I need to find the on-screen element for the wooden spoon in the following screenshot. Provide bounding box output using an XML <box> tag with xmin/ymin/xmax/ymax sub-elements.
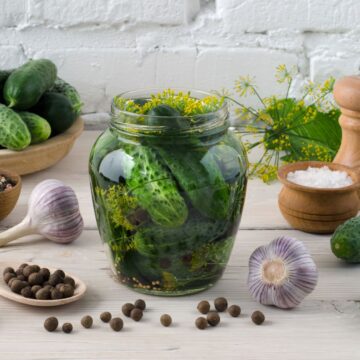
<box><xmin>0</xmin><ymin>262</ymin><xmax>87</xmax><ymax>307</ymax></box>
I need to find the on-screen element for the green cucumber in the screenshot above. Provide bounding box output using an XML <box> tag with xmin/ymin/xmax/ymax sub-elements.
<box><xmin>0</xmin><ymin>104</ymin><xmax>31</xmax><ymax>150</ymax></box>
<box><xmin>148</xmin><ymin>104</ymin><xmax>189</xmax><ymax>129</ymax></box>
<box><xmin>4</xmin><ymin>59</ymin><xmax>57</xmax><ymax>110</ymax></box>
<box><xmin>50</xmin><ymin>78</ymin><xmax>83</xmax><ymax>116</ymax></box>
<box><xmin>0</xmin><ymin>70</ymin><xmax>13</xmax><ymax>103</ymax></box>
<box><xmin>18</xmin><ymin>112</ymin><xmax>51</xmax><ymax>144</ymax></box>
<box><xmin>32</xmin><ymin>92</ymin><xmax>77</xmax><ymax>135</ymax></box>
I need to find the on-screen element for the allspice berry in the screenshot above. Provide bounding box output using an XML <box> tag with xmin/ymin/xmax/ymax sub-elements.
<box><xmin>21</xmin><ymin>286</ymin><xmax>33</xmax><ymax>298</ymax></box>
<box><xmin>160</xmin><ymin>314</ymin><xmax>172</xmax><ymax>327</ymax></box>
<box><xmin>53</xmin><ymin>269</ymin><xmax>65</xmax><ymax>280</ymax></box>
<box><xmin>48</xmin><ymin>274</ymin><xmax>63</xmax><ymax>287</ymax></box>
<box><xmin>59</xmin><ymin>284</ymin><xmax>74</xmax><ymax>298</ymax></box>
<box><xmin>122</xmin><ymin>303</ymin><xmax>135</xmax><ymax>317</ymax></box>
<box><xmin>16</xmin><ymin>274</ymin><xmax>26</xmax><ymax>281</ymax></box>
<box><xmin>31</xmin><ymin>285</ymin><xmax>42</xmax><ymax>295</ymax></box>
<box><xmin>36</xmin><ymin>288</ymin><xmax>51</xmax><ymax>300</ymax></box>
<box><xmin>251</xmin><ymin>311</ymin><xmax>265</xmax><ymax>325</ymax></box>
<box><xmin>207</xmin><ymin>311</ymin><xmax>220</xmax><ymax>326</ymax></box>
<box><xmin>214</xmin><ymin>297</ymin><xmax>228</xmax><ymax>312</ymax></box>
<box><xmin>195</xmin><ymin>317</ymin><xmax>208</xmax><ymax>330</ymax></box>
<box><xmin>100</xmin><ymin>312</ymin><xmax>112</xmax><ymax>323</ymax></box>
<box><xmin>28</xmin><ymin>272</ymin><xmax>44</xmax><ymax>286</ymax></box>
<box><xmin>8</xmin><ymin>277</ymin><xmax>17</xmax><ymax>287</ymax></box>
<box><xmin>63</xmin><ymin>276</ymin><xmax>75</xmax><ymax>288</ymax></box>
<box><xmin>39</xmin><ymin>268</ymin><xmax>50</xmax><ymax>281</ymax></box>
<box><xmin>11</xmin><ymin>279</ymin><xmax>27</xmax><ymax>294</ymax></box>
<box><xmin>62</xmin><ymin>323</ymin><xmax>73</xmax><ymax>333</ymax></box>
<box><xmin>228</xmin><ymin>305</ymin><xmax>241</xmax><ymax>317</ymax></box>
<box><xmin>81</xmin><ymin>315</ymin><xmax>93</xmax><ymax>329</ymax></box>
<box><xmin>44</xmin><ymin>317</ymin><xmax>58</xmax><ymax>332</ymax></box>
<box><xmin>51</xmin><ymin>288</ymin><xmax>63</xmax><ymax>300</ymax></box>
<box><xmin>197</xmin><ymin>300</ymin><xmax>210</xmax><ymax>314</ymax></box>
<box><xmin>4</xmin><ymin>272</ymin><xmax>16</xmax><ymax>284</ymax></box>
<box><xmin>134</xmin><ymin>299</ymin><xmax>146</xmax><ymax>311</ymax></box>
<box><xmin>110</xmin><ymin>317</ymin><xmax>124</xmax><ymax>332</ymax></box>
<box><xmin>3</xmin><ymin>267</ymin><xmax>14</xmax><ymax>276</ymax></box>
<box><xmin>130</xmin><ymin>308</ymin><xmax>143</xmax><ymax>321</ymax></box>
<box><xmin>23</xmin><ymin>265</ymin><xmax>39</xmax><ymax>278</ymax></box>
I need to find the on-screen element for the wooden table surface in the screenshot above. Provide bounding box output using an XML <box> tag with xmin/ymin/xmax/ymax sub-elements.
<box><xmin>0</xmin><ymin>131</ymin><xmax>359</xmax><ymax>360</ymax></box>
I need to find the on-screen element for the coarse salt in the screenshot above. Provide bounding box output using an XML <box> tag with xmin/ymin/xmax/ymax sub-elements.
<box><xmin>287</xmin><ymin>166</ymin><xmax>353</xmax><ymax>189</ymax></box>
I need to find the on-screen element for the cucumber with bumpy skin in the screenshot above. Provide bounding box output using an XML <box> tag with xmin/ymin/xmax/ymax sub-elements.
<box><xmin>0</xmin><ymin>104</ymin><xmax>31</xmax><ymax>150</ymax></box>
<box><xmin>50</xmin><ymin>78</ymin><xmax>83</xmax><ymax>116</ymax></box>
<box><xmin>4</xmin><ymin>59</ymin><xmax>57</xmax><ymax>110</ymax></box>
<box><xmin>18</xmin><ymin>112</ymin><xmax>51</xmax><ymax>144</ymax></box>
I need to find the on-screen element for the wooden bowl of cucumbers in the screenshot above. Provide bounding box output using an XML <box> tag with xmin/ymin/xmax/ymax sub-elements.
<box><xmin>0</xmin><ymin>59</ymin><xmax>84</xmax><ymax>175</ymax></box>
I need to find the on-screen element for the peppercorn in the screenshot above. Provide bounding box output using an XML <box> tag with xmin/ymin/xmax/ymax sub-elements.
<box><xmin>28</xmin><ymin>272</ymin><xmax>44</xmax><ymax>286</ymax></box>
<box><xmin>39</xmin><ymin>268</ymin><xmax>50</xmax><ymax>281</ymax></box>
<box><xmin>63</xmin><ymin>276</ymin><xmax>75</xmax><ymax>288</ymax></box>
<box><xmin>130</xmin><ymin>308</ymin><xmax>143</xmax><ymax>321</ymax></box>
<box><xmin>16</xmin><ymin>274</ymin><xmax>26</xmax><ymax>281</ymax></box>
<box><xmin>10</xmin><ymin>279</ymin><xmax>28</xmax><ymax>294</ymax></box>
<box><xmin>195</xmin><ymin>317</ymin><xmax>207</xmax><ymax>330</ymax></box>
<box><xmin>55</xmin><ymin>283</ymin><xmax>65</xmax><ymax>290</ymax></box>
<box><xmin>15</xmin><ymin>268</ymin><xmax>24</xmax><ymax>276</ymax></box>
<box><xmin>43</xmin><ymin>285</ymin><xmax>53</xmax><ymax>292</ymax></box>
<box><xmin>3</xmin><ymin>267</ymin><xmax>14</xmax><ymax>276</ymax></box>
<box><xmin>21</xmin><ymin>286</ymin><xmax>33</xmax><ymax>298</ymax></box>
<box><xmin>31</xmin><ymin>285</ymin><xmax>42</xmax><ymax>295</ymax></box>
<box><xmin>197</xmin><ymin>300</ymin><xmax>210</xmax><ymax>314</ymax></box>
<box><xmin>51</xmin><ymin>288</ymin><xmax>63</xmax><ymax>300</ymax></box>
<box><xmin>8</xmin><ymin>277</ymin><xmax>17</xmax><ymax>287</ymax></box>
<box><xmin>48</xmin><ymin>274</ymin><xmax>63</xmax><ymax>287</ymax></box>
<box><xmin>134</xmin><ymin>299</ymin><xmax>146</xmax><ymax>311</ymax></box>
<box><xmin>36</xmin><ymin>288</ymin><xmax>51</xmax><ymax>300</ymax></box>
<box><xmin>54</xmin><ymin>269</ymin><xmax>65</xmax><ymax>280</ymax></box>
<box><xmin>207</xmin><ymin>311</ymin><xmax>220</xmax><ymax>326</ymax></box>
<box><xmin>44</xmin><ymin>317</ymin><xmax>58</xmax><ymax>332</ymax></box>
<box><xmin>100</xmin><ymin>312</ymin><xmax>112</xmax><ymax>323</ymax></box>
<box><xmin>59</xmin><ymin>284</ymin><xmax>74</xmax><ymax>298</ymax></box>
<box><xmin>228</xmin><ymin>305</ymin><xmax>241</xmax><ymax>317</ymax></box>
<box><xmin>214</xmin><ymin>297</ymin><xmax>228</xmax><ymax>312</ymax></box>
<box><xmin>62</xmin><ymin>323</ymin><xmax>73</xmax><ymax>333</ymax></box>
<box><xmin>110</xmin><ymin>317</ymin><xmax>124</xmax><ymax>332</ymax></box>
<box><xmin>251</xmin><ymin>311</ymin><xmax>265</xmax><ymax>325</ymax></box>
<box><xmin>23</xmin><ymin>265</ymin><xmax>39</xmax><ymax>278</ymax></box>
<box><xmin>81</xmin><ymin>315</ymin><xmax>93</xmax><ymax>329</ymax></box>
<box><xmin>160</xmin><ymin>314</ymin><xmax>172</xmax><ymax>327</ymax></box>
<box><xmin>4</xmin><ymin>272</ymin><xmax>16</xmax><ymax>284</ymax></box>
<box><xmin>122</xmin><ymin>303</ymin><xmax>135</xmax><ymax>317</ymax></box>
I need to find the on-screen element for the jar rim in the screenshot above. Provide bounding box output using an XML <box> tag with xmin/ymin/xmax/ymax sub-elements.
<box><xmin>110</xmin><ymin>88</ymin><xmax>229</xmax><ymax>136</ymax></box>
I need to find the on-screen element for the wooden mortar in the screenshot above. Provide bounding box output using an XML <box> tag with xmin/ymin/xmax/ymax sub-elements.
<box><xmin>0</xmin><ymin>168</ymin><xmax>21</xmax><ymax>221</ymax></box>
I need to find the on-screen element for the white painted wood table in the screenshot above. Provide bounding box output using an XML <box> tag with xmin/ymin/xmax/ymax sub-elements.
<box><xmin>0</xmin><ymin>131</ymin><xmax>359</xmax><ymax>360</ymax></box>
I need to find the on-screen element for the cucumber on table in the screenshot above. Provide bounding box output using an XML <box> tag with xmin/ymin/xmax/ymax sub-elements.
<box><xmin>32</xmin><ymin>92</ymin><xmax>77</xmax><ymax>135</ymax></box>
<box><xmin>0</xmin><ymin>104</ymin><xmax>31</xmax><ymax>150</ymax></box>
<box><xmin>17</xmin><ymin>112</ymin><xmax>51</xmax><ymax>144</ymax></box>
<box><xmin>50</xmin><ymin>78</ymin><xmax>83</xmax><ymax>116</ymax></box>
<box><xmin>4</xmin><ymin>59</ymin><xmax>57</xmax><ymax>110</ymax></box>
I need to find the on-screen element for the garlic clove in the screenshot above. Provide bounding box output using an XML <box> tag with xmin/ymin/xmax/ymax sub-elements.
<box><xmin>247</xmin><ymin>236</ymin><xmax>318</xmax><ymax>309</ymax></box>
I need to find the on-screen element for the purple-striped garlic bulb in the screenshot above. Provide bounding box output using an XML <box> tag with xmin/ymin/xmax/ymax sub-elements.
<box><xmin>247</xmin><ymin>236</ymin><xmax>318</xmax><ymax>309</ymax></box>
<box><xmin>0</xmin><ymin>179</ymin><xmax>83</xmax><ymax>247</ymax></box>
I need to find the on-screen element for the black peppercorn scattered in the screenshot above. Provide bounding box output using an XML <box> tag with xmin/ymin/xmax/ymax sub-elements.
<box><xmin>44</xmin><ymin>317</ymin><xmax>58</xmax><ymax>332</ymax></box>
<box><xmin>81</xmin><ymin>315</ymin><xmax>93</xmax><ymax>329</ymax></box>
<box><xmin>3</xmin><ymin>272</ymin><xmax>16</xmax><ymax>284</ymax></box>
<box><xmin>160</xmin><ymin>314</ymin><xmax>172</xmax><ymax>327</ymax></box>
<box><xmin>214</xmin><ymin>297</ymin><xmax>228</xmax><ymax>312</ymax></box>
<box><xmin>122</xmin><ymin>303</ymin><xmax>135</xmax><ymax>317</ymax></box>
<box><xmin>51</xmin><ymin>288</ymin><xmax>63</xmax><ymax>300</ymax></box>
<box><xmin>28</xmin><ymin>272</ymin><xmax>44</xmax><ymax>286</ymax></box>
<box><xmin>62</xmin><ymin>323</ymin><xmax>73</xmax><ymax>333</ymax></box>
<box><xmin>21</xmin><ymin>286</ymin><xmax>33</xmax><ymax>298</ymax></box>
<box><xmin>207</xmin><ymin>311</ymin><xmax>220</xmax><ymax>327</ymax></box>
<box><xmin>228</xmin><ymin>305</ymin><xmax>241</xmax><ymax>317</ymax></box>
<box><xmin>3</xmin><ymin>267</ymin><xmax>14</xmax><ymax>276</ymax></box>
<box><xmin>100</xmin><ymin>312</ymin><xmax>112</xmax><ymax>323</ymax></box>
<box><xmin>251</xmin><ymin>311</ymin><xmax>265</xmax><ymax>325</ymax></box>
<box><xmin>54</xmin><ymin>269</ymin><xmax>65</xmax><ymax>280</ymax></box>
<box><xmin>31</xmin><ymin>285</ymin><xmax>42</xmax><ymax>295</ymax></box>
<box><xmin>38</xmin><ymin>268</ymin><xmax>50</xmax><ymax>281</ymax></box>
<box><xmin>197</xmin><ymin>300</ymin><xmax>210</xmax><ymax>314</ymax></box>
<box><xmin>195</xmin><ymin>317</ymin><xmax>208</xmax><ymax>330</ymax></box>
<box><xmin>110</xmin><ymin>317</ymin><xmax>124</xmax><ymax>332</ymax></box>
<box><xmin>36</xmin><ymin>288</ymin><xmax>51</xmax><ymax>300</ymax></box>
<box><xmin>134</xmin><ymin>299</ymin><xmax>146</xmax><ymax>311</ymax></box>
<box><xmin>63</xmin><ymin>276</ymin><xmax>75</xmax><ymax>288</ymax></box>
<box><xmin>130</xmin><ymin>308</ymin><xmax>143</xmax><ymax>321</ymax></box>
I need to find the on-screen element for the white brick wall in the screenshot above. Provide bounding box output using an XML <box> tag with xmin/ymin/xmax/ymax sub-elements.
<box><xmin>0</xmin><ymin>0</ymin><xmax>359</xmax><ymax>121</ymax></box>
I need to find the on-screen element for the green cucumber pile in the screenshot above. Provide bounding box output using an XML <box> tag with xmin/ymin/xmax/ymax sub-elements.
<box><xmin>0</xmin><ymin>59</ymin><xmax>82</xmax><ymax>151</ymax></box>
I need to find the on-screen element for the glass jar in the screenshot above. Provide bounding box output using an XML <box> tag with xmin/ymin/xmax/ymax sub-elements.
<box><xmin>89</xmin><ymin>89</ymin><xmax>248</xmax><ymax>296</ymax></box>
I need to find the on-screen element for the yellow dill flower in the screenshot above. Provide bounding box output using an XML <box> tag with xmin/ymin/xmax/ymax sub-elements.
<box><xmin>235</xmin><ymin>76</ymin><xmax>256</xmax><ymax>97</ymax></box>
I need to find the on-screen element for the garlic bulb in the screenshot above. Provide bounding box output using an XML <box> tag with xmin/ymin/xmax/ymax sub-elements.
<box><xmin>0</xmin><ymin>179</ymin><xmax>83</xmax><ymax>247</ymax></box>
<box><xmin>247</xmin><ymin>236</ymin><xmax>318</xmax><ymax>309</ymax></box>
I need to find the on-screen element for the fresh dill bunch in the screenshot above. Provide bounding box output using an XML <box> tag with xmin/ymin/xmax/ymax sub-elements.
<box><xmin>226</xmin><ymin>65</ymin><xmax>341</xmax><ymax>183</ymax></box>
<box><xmin>113</xmin><ymin>89</ymin><xmax>224</xmax><ymax>116</ymax></box>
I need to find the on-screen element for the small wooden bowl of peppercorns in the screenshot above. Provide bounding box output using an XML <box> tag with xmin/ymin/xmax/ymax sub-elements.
<box><xmin>0</xmin><ymin>262</ymin><xmax>86</xmax><ymax>306</ymax></box>
<box><xmin>0</xmin><ymin>169</ymin><xmax>21</xmax><ymax>221</ymax></box>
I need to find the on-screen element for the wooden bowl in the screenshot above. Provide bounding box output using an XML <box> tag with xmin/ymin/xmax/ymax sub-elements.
<box><xmin>0</xmin><ymin>169</ymin><xmax>21</xmax><ymax>221</ymax></box>
<box><xmin>278</xmin><ymin>161</ymin><xmax>360</xmax><ymax>234</ymax></box>
<box><xmin>0</xmin><ymin>117</ymin><xmax>84</xmax><ymax>175</ymax></box>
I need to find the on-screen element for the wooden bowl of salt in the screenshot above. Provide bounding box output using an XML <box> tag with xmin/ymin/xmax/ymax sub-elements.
<box><xmin>278</xmin><ymin>161</ymin><xmax>360</xmax><ymax>234</ymax></box>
